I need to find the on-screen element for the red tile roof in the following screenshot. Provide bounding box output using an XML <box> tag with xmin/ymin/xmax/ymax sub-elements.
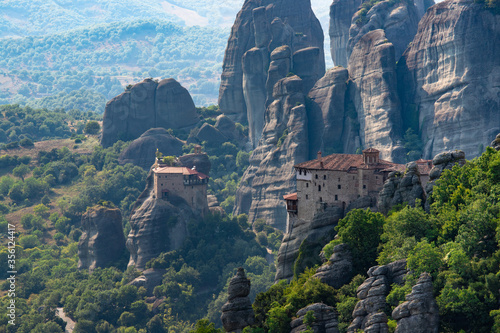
<box><xmin>295</xmin><ymin>154</ymin><xmax>399</xmax><ymax>171</ymax></box>
<box><xmin>283</xmin><ymin>193</ymin><xmax>298</xmax><ymax>200</ymax></box>
<box><xmin>155</xmin><ymin>166</ymin><xmax>208</xmax><ymax>179</ymax></box>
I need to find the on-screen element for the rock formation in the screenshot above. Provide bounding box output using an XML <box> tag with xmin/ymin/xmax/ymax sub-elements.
<box><xmin>188</xmin><ymin>123</ymin><xmax>228</xmax><ymax>147</ymax></box>
<box><xmin>275</xmin><ymin>206</ymin><xmax>343</xmax><ymax>282</ymax></box>
<box><xmin>101</xmin><ymin>78</ymin><xmax>199</xmax><ymax>147</ymax></box>
<box><xmin>126</xmin><ymin>171</ymin><xmax>198</xmax><ymax>270</ymax></box>
<box><xmin>392</xmin><ymin>272</ymin><xmax>439</xmax><ymax>333</ymax></box>
<box><xmin>178</xmin><ymin>153</ymin><xmax>211</xmax><ymax>177</ymax></box>
<box><xmin>78</xmin><ymin>205</ymin><xmax>126</xmax><ymax>272</ymax></box>
<box><xmin>291</xmin><ymin>303</ymin><xmax>339</xmax><ymax>333</ymax></box>
<box><xmin>329</xmin><ymin>0</ymin><xmax>363</xmax><ymax>67</ymax></box>
<box><xmin>306</xmin><ymin>67</ymin><xmax>349</xmax><ymax>157</ymax></box>
<box><xmin>314</xmin><ymin>243</ymin><xmax>354</xmax><ymax>289</ymax></box>
<box><xmin>218</xmin><ymin>0</ymin><xmax>325</xmax><ymax>147</ymax></box>
<box><xmin>424</xmin><ymin>150</ymin><xmax>465</xmax><ymax>211</ymax></box>
<box><xmin>129</xmin><ymin>268</ymin><xmax>166</xmax><ymax>296</ymax></box>
<box><xmin>214</xmin><ymin>114</ymin><xmax>246</xmax><ymax>143</ymax></box>
<box><xmin>348</xmin><ymin>260</ymin><xmax>407</xmax><ymax>332</ymax></box>
<box><xmin>234</xmin><ymin>75</ymin><xmax>310</xmax><ymax>231</ymax></box>
<box><xmin>221</xmin><ymin>268</ymin><xmax>255</xmax><ymax>332</ymax></box>
<box><xmin>398</xmin><ymin>0</ymin><xmax>500</xmax><ymax>160</ymax></box>
<box><xmin>492</xmin><ymin>133</ymin><xmax>500</xmax><ymax>151</ymax></box>
<box><xmin>347</xmin><ymin>29</ymin><xmax>405</xmax><ymax>162</ymax></box>
<box><xmin>377</xmin><ymin>162</ymin><xmax>425</xmax><ymax>215</ymax></box>
<box><xmin>118</xmin><ymin>128</ymin><xmax>184</xmax><ymax>169</ymax></box>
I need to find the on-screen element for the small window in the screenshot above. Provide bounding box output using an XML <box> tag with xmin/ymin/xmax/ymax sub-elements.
<box><xmin>299</xmin><ymin>169</ymin><xmax>302</xmax><ymax>175</ymax></box>
<box><xmin>318</xmin><ymin>185</ymin><xmax>321</xmax><ymax>191</ymax></box>
<box><xmin>353</xmin><ymin>176</ymin><xmax>355</xmax><ymax>180</ymax></box>
<box><xmin>335</xmin><ymin>195</ymin><xmax>338</xmax><ymax>200</ymax></box>
<box><xmin>158</xmin><ymin>175</ymin><xmax>161</xmax><ymax>178</ymax></box>
<box><xmin>323</xmin><ymin>175</ymin><xmax>326</xmax><ymax>180</ymax></box>
<box><xmin>338</xmin><ymin>178</ymin><xmax>340</xmax><ymax>181</ymax></box>
<box><xmin>376</xmin><ymin>176</ymin><xmax>378</xmax><ymax>179</ymax></box>
<box><xmin>315</xmin><ymin>174</ymin><xmax>318</xmax><ymax>179</ymax></box>
<box><xmin>338</xmin><ymin>185</ymin><xmax>341</xmax><ymax>189</ymax></box>
<box><xmin>363</xmin><ymin>185</ymin><xmax>366</xmax><ymax>189</ymax></box>
<box><xmin>319</xmin><ymin>197</ymin><xmax>323</xmax><ymax>202</ymax></box>
<box><xmin>306</xmin><ymin>183</ymin><xmax>309</xmax><ymax>188</ymax></box>
<box><xmin>161</xmin><ymin>184</ymin><xmax>163</xmax><ymax>186</ymax></box>
<box><xmin>306</xmin><ymin>195</ymin><xmax>309</xmax><ymax>200</ymax></box>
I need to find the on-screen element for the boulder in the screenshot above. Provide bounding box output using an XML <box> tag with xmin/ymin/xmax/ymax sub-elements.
<box><xmin>101</xmin><ymin>78</ymin><xmax>199</xmax><ymax>147</ymax></box>
<box><xmin>221</xmin><ymin>268</ymin><xmax>255</xmax><ymax>332</ymax></box>
<box><xmin>78</xmin><ymin>205</ymin><xmax>126</xmax><ymax>272</ymax></box>
<box><xmin>314</xmin><ymin>243</ymin><xmax>354</xmax><ymax>289</ymax></box>
<box><xmin>118</xmin><ymin>128</ymin><xmax>184</xmax><ymax>169</ymax></box>
<box><xmin>214</xmin><ymin>114</ymin><xmax>245</xmax><ymax>142</ymax></box>
<box><xmin>188</xmin><ymin>123</ymin><xmax>228</xmax><ymax>147</ymax></box>
<box><xmin>347</xmin><ymin>29</ymin><xmax>405</xmax><ymax>162</ymax></box>
<box><xmin>491</xmin><ymin>133</ymin><xmax>500</xmax><ymax>151</ymax></box>
<box><xmin>392</xmin><ymin>273</ymin><xmax>439</xmax><ymax>333</ymax></box>
<box><xmin>178</xmin><ymin>153</ymin><xmax>211</xmax><ymax>178</ymax></box>
<box><xmin>291</xmin><ymin>303</ymin><xmax>339</xmax><ymax>333</ymax></box>
<box><xmin>398</xmin><ymin>0</ymin><xmax>500</xmax><ymax>160</ymax></box>
<box><xmin>129</xmin><ymin>268</ymin><xmax>166</xmax><ymax>296</ymax></box>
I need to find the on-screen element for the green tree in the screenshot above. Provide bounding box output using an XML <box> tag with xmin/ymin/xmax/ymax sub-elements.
<box><xmin>84</xmin><ymin>121</ymin><xmax>101</xmax><ymax>135</ymax></box>
<box><xmin>13</xmin><ymin>164</ymin><xmax>30</xmax><ymax>181</ymax></box>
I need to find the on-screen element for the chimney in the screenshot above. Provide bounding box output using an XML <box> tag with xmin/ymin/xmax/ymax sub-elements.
<box><xmin>318</xmin><ymin>151</ymin><xmax>323</xmax><ymax>168</ymax></box>
<box><xmin>317</xmin><ymin>151</ymin><xmax>322</xmax><ymax>159</ymax></box>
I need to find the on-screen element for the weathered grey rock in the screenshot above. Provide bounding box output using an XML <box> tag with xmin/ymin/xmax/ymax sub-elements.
<box><xmin>378</xmin><ymin>162</ymin><xmax>425</xmax><ymax>215</ymax></box>
<box><xmin>293</xmin><ymin>47</ymin><xmax>324</xmax><ymax>95</ymax></box>
<box><xmin>329</xmin><ymin>0</ymin><xmax>363</xmax><ymax>67</ymax></box>
<box><xmin>101</xmin><ymin>78</ymin><xmax>199</xmax><ymax>147</ymax></box>
<box><xmin>221</xmin><ymin>268</ymin><xmax>255</xmax><ymax>332</ymax></box>
<box><xmin>276</xmin><ymin>205</ymin><xmax>343</xmax><ymax>281</ymax></box>
<box><xmin>306</xmin><ymin>67</ymin><xmax>349</xmax><ymax>158</ymax></box>
<box><xmin>398</xmin><ymin>0</ymin><xmax>500</xmax><ymax>160</ymax></box>
<box><xmin>348</xmin><ymin>260</ymin><xmax>407</xmax><ymax>333</ymax></box>
<box><xmin>348</xmin><ymin>0</ymin><xmax>420</xmax><ymax>62</ymax></box>
<box><xmin>291</xmin><ymin>303</ymin><xmax>339</xmax><ymax>333</ymax></box>
<box><xmin>214</xmin><ymin>114</ymin><xmax>246</xmax><ymax>143</ymax></box>
<box><xmin>126</xmin><ymin>171</ymin><xmax>199</xmax><ymax>270</ymax></box>
<box><xmin>178</xmin><ymin>153</ymin><xmax>211</xmax><ymax>179</ymax></box>
<box><xmin>218</xmin><ymin>0</ymin><xmax>325</xmax><ymax>127</ymax></box>
<box><xmin>118</xmin><ymin>128</ymin><xmax>184</xmax><ymax>169</ymax></box>
<box><xmin>78</xmin><ymin>205</ymin><xmax>126</xmax><ymax>273</ymax></box>
<box><xmin>188</xmin><ymin>123</ymin><xmax>228</xmax><ymax>147</ymax></box>
<box><xmin>234</xmin><ymin>75</ymin><xmax>310</xmax><ymax>231</ymax></box>
<box><xmin>347</xmin><ymin>29</ymin><xmax>404</xmax><ymax>162</ymax></box>
<box><xmin>314</xmin><ymin>243</ymin><xmax>354</xmax><ymax>289</ymax></box>
<box><xmin>424</xmin><ymin>150</ymin><xmax>465</xmax><ymax>211</ymax></box>
<box><xmin>392</xmin><ymin>272</ymin><xmax>439</xmax><ymax>333</ymax></box>
<box><xmin>129</xmin><ymin>268</ymin><xmax>166</xmax><ymax>296</ymax></box>
<box><xmin>491</xmin><ymin>133</ymin><xmax>500</xmax><ymax>151</ymax></box>
<box><xmin>266</xmin><ymin>45</ymin><xmax>292</xmax><ymax>109</ymax></box>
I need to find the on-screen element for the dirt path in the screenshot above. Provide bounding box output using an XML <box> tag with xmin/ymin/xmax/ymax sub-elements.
<box><xmin>56</xmin><ymin>307</ymin><xmax>75</xmax><ymax>333</ymax></box>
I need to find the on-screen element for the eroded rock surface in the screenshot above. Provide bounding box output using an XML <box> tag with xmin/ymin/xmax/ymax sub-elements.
<box><xmin>78</xmin><ymin>205</ymin><xmax>126</xmax><ymax>272</ymax></box>
<box><xmin>348</xmin><ymin>260</ymin><xmax>407</xmax><ymax>332</ymax></box>
<box><xmin>392</xmin><ymin>272</ymin><xmax>439</xmax><ymax>333</ymax></box>
<box><xmin>378</xmin><ymin>162</ymin><xmax>425</xmax><ymax>215</ymax></box>
<box><xmin>118</xmin><ymin>128</ymin><xmax>184</xmax><ymax>169</ymax></box>
<box><xmin>129</xmin><ymin>268</ymin><xmax>166</xmax><ymax>296</ymax></box>
<box><xmin>314</xmin><ymin>243</ymin><xmax>354</xmax><ymax>289</ymax></box>
<box><xmin>101</xmin><ymin>78</ymin><xmax>199</xmax><ymax>147</ymax></box>
<box><xmin>347</xmin><ymin>29</ymin><xmax>404</xmax><ymax>162</ymax></box>
<box><xmin>291</xmin><ymin>303</ymin><xmax>340</xmax><ymax>333</ymax></box>
<box><xmin>398</xmin><ymin>0</ymin><xmax>500</xmax><ymax>159</ymax></box>
<box><xmin>329</xmin><ymin>0</ymin><xmax>363</xmax><ymax>67</ymax></box>
<box><xmin>492</xmin><ymin>133</ymin><xmax>500</xmax><ymax>151</ymax></box>
<box><xmin>221</xmin><ymin>268</ymin><xmax>255</xmax><ymax>332</ymax></box>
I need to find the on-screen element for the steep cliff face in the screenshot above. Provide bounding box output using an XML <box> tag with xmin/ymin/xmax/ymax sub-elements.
<box><xmin>329</xmin><ymin>0</ymin><xmax>363</xmax><ymax>67</ymax></box>
<box><xmin>234</xmin><ymin>75</ymin><xmax>310</xmax><ymax>231</ymax></box>
<box><xmin>78</xmin><ymin>206</ymin><xmax>126</xmax><ymax>272</ymax></box>
<box><xmin>101</xmin><ymin>78</ymin><xmax>199</xmax><ymax>147</ymax></box>
<box><xmin>126</xmin><ymin>171</ymin><xmax>199</xmax><ymax>270</ymax></box>
<box><xmin>398</xmin><ymin>0</ymin><xmax>500</xmax><ymax>159</ymax></box>
<box><xmin>347</xmin><ymin>29</ymin><xmax>405</xmax><ymax>162</ymax></box>
<box><xmin>219</xmin><ymin>0</ymin><xmax>325</xmax><ymax>146</ymax></box>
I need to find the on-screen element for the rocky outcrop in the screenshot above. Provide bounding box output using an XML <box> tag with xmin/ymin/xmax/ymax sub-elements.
<box><xmin>314</xmin><ymin>243</ymin><xmax>354</xmax><ymax>289</ymax></box>
<box><xmin>126</xmin><ymin>171</ymin><xmax>198</xmax><ymax>270</ymax></box>
<box><xmin>492</xmin><ymin>133</ymin><xmax>500</xmax><ymax>151</ymax></box>
<box><xmin>276</xmin><ymin>206</ymin><xmax>343</xmax><ymax>282</ymax></box>
<box><xmin>329</xmin><ymin>0</ymin><xmax>363</xmax><ymax>67</ymax></box>
<box><xmin>347</xmin><ymin>29</ymin><xmax>404</xmax><ymax>162</ymax></box>
<box><xmin>101</xmin><ymin>78</ymin><xmax>199</xmax><ymax>147</ymax></box>
<box><xmin>291</xmin><ymin>303</ymin><xmax>339</xmax><ymax>333</ymax></box>
<box><xmin>189</xmin><ymin>123</ymin><xmax>228</xmax><ymax>147</ymax></box>
<box><xmin>424</xmin><ymin>150</ymin><xmax>465</xmax><ymax>211</ymax></box>
<box><xmin>221</xmin><ymin>268</ymin><xmax>255</xmax><ymax>332</ymax></box>
<box><xmin>219</xmin><ymin>0</ymin><xmax>325</xmax><ymax>146</ymax></box>
<box><xmin>348</xmin><ymin>260</ymin><xmax>407</xmax><ymax>333</ymax></box>
<box><xmin>398</xmin><ymin>0</ymin><xmax>500</xmax><ymax>160</ymax></box>
<box><xmin>378</xmin><ymin>162</ymin><xmax>425</xmax><ymax>215</ymax></box>
<box><xmin>306</xmin><ymin>67</ymin><xmax>349</xmax><ymax>157</ymax></box>
<box><xmin>234</xmin><ymin>75</ymin><xmax>310</xmax><ymax>231</ymax></box>
<box><xmin>78</xmin><ymin>205</ymin><xmax>126</xmax><ymax>272</ymax></box>
<box><xmin>129</xmin><ymin>268</ymin><xmax>166</xmax><ymax>296</ymax></box>
<box><xmin>178</xmin><ymin>153</ymin><xmax>211</xmax><ymax>177</ymax></box>
<box><xmin>392</xmin><ymin>272</ymin><xmax>439</xmax><ymax>333</ymax></box>
<box><xmin>214</xmin><ymin>114</ymin><xmax>246</xmax><ymax>143</ymax></box>
<box><xmin>118</xmin><ymin>128</ymin><xmax>184</xmax><ymax>169</ymax></box>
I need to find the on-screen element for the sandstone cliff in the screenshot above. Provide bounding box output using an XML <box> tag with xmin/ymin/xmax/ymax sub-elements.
<box><xmin>218</xmin><ymin>0</ymin><xmax>325</xmax><ymax>147</ymax></box>
<box><xmin>78</xmin><ymin>205</ymin><xmax>126</xmax><ymax>272</ymax></box>
<box><xmin>234</xmin><ymin>75</ymin><xmax>310</xmax><ymax>231</ymax></box>
<box><xmin>101</xmin><ymin>78</ymin><xmax>199</xmax><ymax>147</ymax></box>
<box><xmin>329</xmin><ymin>0</ymin><xmax>362</xmax><ymax>67</ymax></box>
<box><xmin>126</xmin><ymin>171</ymin><xmax>200</xmax><ymax>270</ymax></box>
<box><xmin>221</xmin><ymin>268</ymin><xmax>255</xmax><ymax>332</ymax></box>
<box><xmin>314</xmin><ymin>243</ymin><xmax>354</xmax><ymax>289</ymax></box>
<box><xmin>398</xmin><ymin>0</ymin><xmax>500</xmax><ymax>159</ymax></box>
<box><xmin>347</xmin><ymin>29</ymin><xmax>405</xmax><ymax>162</ymax></box>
